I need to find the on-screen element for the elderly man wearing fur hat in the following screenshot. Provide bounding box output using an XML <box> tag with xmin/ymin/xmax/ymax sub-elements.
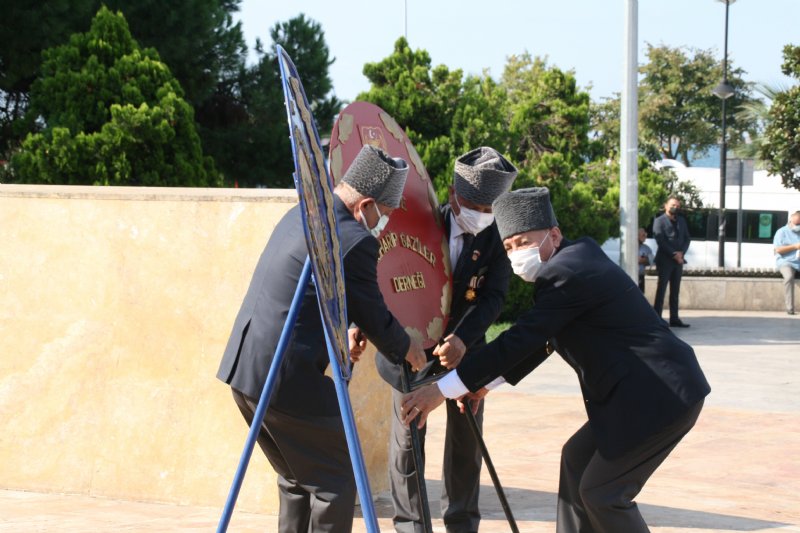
<box><xmin>217</xmin><ymin>144</ymin><xmax>427</xmax><ymax>533</ymax></box>
<box><xmin>400</xmin><ymin>187</ymin><xmax>710</xmax><ymax>533</ymax></box>
<box><xmin>375</xmin><ymin>146</ymin><xmax>518</xmax><ymax>533</ymax></box>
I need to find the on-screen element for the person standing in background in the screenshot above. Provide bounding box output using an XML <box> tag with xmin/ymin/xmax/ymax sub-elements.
<box><xmin>653</xmin><ymin>196</ymin><xmax>691</xmax><ymax>327</ymax></box>
<box><xmin>638</xmin><ymin>227</ymin><xmax>655</xmax><ymax>293</ymax></box>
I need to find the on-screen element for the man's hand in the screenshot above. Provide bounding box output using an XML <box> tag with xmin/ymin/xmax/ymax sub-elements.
<box><xmin>404</xmin><ymin>342</ymin><xmax>427</xmax><ymax>372</ymax></box>
<box><xmin>457</xmin><ymin>387</ymin><xmax>489</xmax><ymax>415</ymax></box>
<box><xmin>433</xmin><ymin>333</ymin><xmax>466</xmax><ymax>369</ymax></box>
<box><xmin>348</xmin><ymin>327</ymin><xmax>367</xmax><ymax>362</ymax></box>
<box><xmin>673</xmin><ymin>251</ymin><xmax>685</xmax><ymax>264</ymax></box>
<box><xmin>401</xmin><ymin>383</ymin><xmax>446</xmax><ymax>428</ymax></box>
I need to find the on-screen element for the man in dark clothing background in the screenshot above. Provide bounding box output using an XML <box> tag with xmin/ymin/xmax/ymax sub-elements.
<box><xmin>653</xmin><ymin>196</ymin><xmax>692</xmax><ymax>327</ymax></box>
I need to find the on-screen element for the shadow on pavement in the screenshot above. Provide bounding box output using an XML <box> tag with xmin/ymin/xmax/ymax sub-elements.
<box><xmin>671</xmin><ymin>315</ymin><xmax>799</xmax><ymax>346</ymax></box>
<box><xmin>358</xmin><ymin>483</ymin><xmax>789</xmax><ymax>531</ymax></box>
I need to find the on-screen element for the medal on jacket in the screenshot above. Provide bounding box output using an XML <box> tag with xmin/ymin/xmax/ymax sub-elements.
<box><xmin>465</xmin><ymin>274</ymin><xmax>479</xmax><ymax>302</ymax></box>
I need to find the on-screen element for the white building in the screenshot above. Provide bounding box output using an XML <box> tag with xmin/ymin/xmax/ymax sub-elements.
<box><xmin>603</xmin><ymin>163</ymin><xmax>800</xmax><ymax>270</ymax></box>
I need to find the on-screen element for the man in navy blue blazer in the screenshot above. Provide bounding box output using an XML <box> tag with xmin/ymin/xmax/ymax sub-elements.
<box><xmin>217</xmin><ymin>145</ymin><xmax>427</xmax><ymax>532</ymax></box>
<box><xmin>401</xmin><ymin>187</ymin><xmax>710</xmax><ymax>533</ymax></box>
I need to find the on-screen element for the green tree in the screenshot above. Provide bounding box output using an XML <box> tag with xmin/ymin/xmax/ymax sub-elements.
<box><xmin>502</xmin><ymin>53</ymin><xmax>594</xmax><ymax>168</ymax></box>
<box><xmin>270</xmin><ymin>15</ymin><xmax>341</xmax><ymax>136</ymax></box>
<box><xmin>589</xmin><ymin>95</ymin><xmax>621</xmax><ymax>159</ymax></box>
<box><xmin>761</xmin><ymin>44</ymin><xmax>800</xmax><ymax>191</ymax></box>
<box><xmin>103</xmin><ymin>0</ymin><xmax>247</xmax><ymax>111</ymax></box>
<box><xmin>7</xmin><ymin>7</ymin><xmax>219</xmax><ymax>186</ymax></box>
<box><xmin>206</xmin><ymin>14</ymin><xmax>342</xmax><ymax>188</ymax></box>
<box><xmin>359</xmin><ymin>38</ymin><xmax>517</xmax><ymax>200</ymax></box>
<box><xmin>0</xmin><ymin>1</ymin><xmax>247</xmax><ymax>175</ymax></box>
<box><xmin>358</xmin><ymin>42</ymin><xmax>681</xmax><ymax>320</ymax></box>
<box><xmin>501</xmin><ymin>54</ymin><xmax>622</xmax><ymax>241</ymax></box>
<box><xmin>639</xmin><ymin>44</ymin><xmax>755</xmax><ymax>166</ymax></box>
<box><xmin>732</xmin><ymin>82</ymin><xmax>786</xmax><ymax>166</ymax></box>
<box><xmin>0</xmin><ymin>0</ymin><xmax>96</xmax><ymax>156</ymax></box>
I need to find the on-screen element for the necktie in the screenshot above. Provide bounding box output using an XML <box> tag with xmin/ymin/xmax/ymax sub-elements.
<box><xmin>455</xmin><ymin>233</ymin><xmax>474</xmax><ymax>275</ymax></box>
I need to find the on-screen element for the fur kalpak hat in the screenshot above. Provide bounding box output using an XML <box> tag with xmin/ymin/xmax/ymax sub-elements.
<box><xmin>492</xmin><ymin>187</ymin><xmax>559</xmax><ymax>241</ymax></box>
<box><xmin>341</xmin><ymin>144</ymin><xmax>409</xmax><ymax>208</ymax></box>
<box><xmin>453</xmin><ymin>147</ymin><xmax>518</xmax><ymax>206</ymax></box>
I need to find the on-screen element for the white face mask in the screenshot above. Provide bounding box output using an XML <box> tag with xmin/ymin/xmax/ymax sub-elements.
<box><xmin>509</xmin><ymin>232</ymin><xmax>551</xmax><ymax>282</ymax></box>
<box><xmin>360</xmin><ymin>202</ymin><xmax>390</xmax><ymax>238</ymax></box>
<box><xmin>454</xmin><ymin>195</ymin><xmax>495</xmax><ymax>235</ymax></box>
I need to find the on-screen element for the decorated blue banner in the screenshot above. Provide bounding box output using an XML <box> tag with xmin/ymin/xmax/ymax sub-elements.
<box><xmin>217</xmin><ymin>47</ymin><xmax>378</xmax><ymax>533</ymax></box>
<box><xmin>276</xmin><ymin>45</ymin><xmax>379</xmax><ymax>532</ymax></box>
<box><xmin>275</xmin><ymin>47</ymin><xmax>351</xmax><ymax>380</ymax></box>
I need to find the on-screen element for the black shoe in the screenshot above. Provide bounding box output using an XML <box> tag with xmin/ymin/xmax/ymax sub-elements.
<box><xmin>669</xmin><ymin>320</ymin><xmax>690</xmax><ymax>328</ymax></box>
<box><xmin>789</xmin><ymin>310</ymin><xmax>796</xmax><ymax>315</ymax></box>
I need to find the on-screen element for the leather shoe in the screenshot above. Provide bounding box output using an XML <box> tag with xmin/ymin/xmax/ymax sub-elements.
<box><xmin>669</xmin><ymin>320</ymin><xmax>690</xmax><ymax>328</ymax></box>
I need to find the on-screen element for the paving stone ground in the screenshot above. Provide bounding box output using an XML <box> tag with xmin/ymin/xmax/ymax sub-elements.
<box><xmin>1</xmin><ymin>310</ymin><xmax>798</xmax><ymax>532</ymax></box>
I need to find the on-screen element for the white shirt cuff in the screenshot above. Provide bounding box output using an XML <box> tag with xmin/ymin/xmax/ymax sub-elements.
<box><xmin>437</xmin><ymin>371</ymin><xmax>470</xmax><ymax>399</ymax></box>
<box><xmin>485</xmin><ymin>376</ymin><xmax>506</xmax><ymax>391</ymax></box>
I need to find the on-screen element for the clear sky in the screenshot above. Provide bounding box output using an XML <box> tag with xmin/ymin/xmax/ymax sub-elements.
<box><xmin>235</xmin><ymin>0</ymin><xmax>799</xmax><ymax>102</ymax></box>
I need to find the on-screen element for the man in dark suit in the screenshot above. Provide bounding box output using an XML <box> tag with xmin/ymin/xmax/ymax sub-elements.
<box><xmin>653</xmin><ymin>196</ymin><xmax>692</xmax><ymax>327</ymax></box>
<box><xmin>376</xmin><ymin>147</ymin><xmax>517</xmax><ymax>533</ymax></box>
<box><xmin>217</xmin><ymin>144</ymin><xmax>427</xmax><ymax>533</ymax></box>
<box><xmin>401</xmin><ymin>187</ymin><xmax>711</xmax><ymax>533</ymax></box>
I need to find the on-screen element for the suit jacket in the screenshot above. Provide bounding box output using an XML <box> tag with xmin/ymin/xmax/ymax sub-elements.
<box><xmin>376</xmin><ymin>203</ymin><xmax>511</xmax><ymax>391</ymax></box>
<box><xmin>217</xmin><ymin>197</ymin><xmax>410</xmax><ymax>417</ymax></box>
<box><xmin>653</xmin><ymin>212</ymin><xmax>691</xmax><ymax>264</ymax></box>
<box><xmin>456</xmin><ymin>237</ymin><xmax>711</xmax><ymax>459</ymax></box>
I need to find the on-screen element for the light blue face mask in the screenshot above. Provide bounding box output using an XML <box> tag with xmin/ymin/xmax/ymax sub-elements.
<box><xmin>361</xmin><ymin>202</ymin><xmax>390</xmax><ymax>238</ymax></box>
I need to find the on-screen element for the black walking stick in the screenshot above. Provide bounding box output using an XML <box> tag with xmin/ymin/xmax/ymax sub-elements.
<box><xmin>401</xmin><ymin>363</ymin><xmax>434</xmax><ymax>533</ymax></box>
<box><xmin>430</xmin><ymin>304</ymin><xmax>519</xmax><ymax>532</ymax></box>
<box><xmin>463</xmin><ymin>401</ymin><xmax>520</xmax><ymax>533</ymax></box>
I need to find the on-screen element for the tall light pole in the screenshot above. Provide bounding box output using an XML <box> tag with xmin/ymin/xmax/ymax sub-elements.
<box><xmin>404</xmin><ymin>0</ymin><xmax>408</xmax><ymax>40</ymax></box>
<box><xmin>712</xmin><ymin>0</ymin><xmax>736</xmax><ymax>268</ymax></box>
<box><xmin>620</xmin><ymin>0</ymin><xmax>639</xmax><ymax>281</ymax></box>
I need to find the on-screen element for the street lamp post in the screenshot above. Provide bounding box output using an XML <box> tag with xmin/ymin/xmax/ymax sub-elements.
<box><xmin>712</xmin><ymin>0</ymin><xmax>736</xmax><ymax>268</ymax></box>
<box><xmin>404</xmin><ymin>0</ymin><xmax>408</xmax><ymax>40</ymax></box>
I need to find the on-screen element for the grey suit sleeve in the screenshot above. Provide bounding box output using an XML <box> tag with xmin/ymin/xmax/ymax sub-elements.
<box><xmin>344</xmin><ymin>237</ymin><xmax>410</xmax><ymax>365</ymax></box>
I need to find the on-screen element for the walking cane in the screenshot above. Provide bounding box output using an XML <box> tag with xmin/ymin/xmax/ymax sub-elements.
<box><xmin>464</xmin><ymin>403</ymin><xmax>520</xmax><ymax>533</ymax></box>
<box><xmin>401</xmin><ymin>363</ymin><xmax>434</xmax><ymax>533</ymax></box>
<box><xmin>433</xmin><ymin>305</ymin><xmax>519</xmax><ymax>532</ymax></box>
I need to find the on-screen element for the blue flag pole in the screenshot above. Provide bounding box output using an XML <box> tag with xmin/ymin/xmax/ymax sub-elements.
<box><xmin>216</xmin><ymin>258</ymin><xmax>312</xmax><ymax>533</ymax></box>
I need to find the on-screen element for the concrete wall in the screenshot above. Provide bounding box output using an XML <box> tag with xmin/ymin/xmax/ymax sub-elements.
<box><xmin>642</xmin><ymin>275</ymin><xmax>787</xmax><ymax>311</ymax></box>
<box><xmin>0</xmin><ymin>184</ymin><xmax>392</xmax><ymax>513</ymax></box>
<box><xmin>1</xmin><ymin>184</ymin><xmax>787</xmax><ymax>514</ymax></box>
